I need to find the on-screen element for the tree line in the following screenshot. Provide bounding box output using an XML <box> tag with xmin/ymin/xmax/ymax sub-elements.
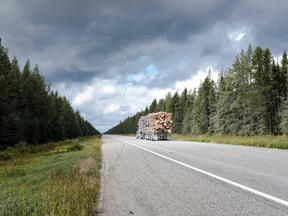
<box><xmin>106</xmin><ymin>45</ymin><xmax>288</xmax><ymax>136</ymax></box>
<box><xmin>0</xmin><ymin>39</ymin><xmax>100</xmax><ymax>150</ymax></box>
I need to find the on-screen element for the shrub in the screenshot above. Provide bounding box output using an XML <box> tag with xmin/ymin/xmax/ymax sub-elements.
<box><xmin>67</xmin><ymin>143</ymin><xmax>84</xmax><ymax>151</ymax></box>
<box><xmin>0</xmin><ymin>151</ymin><xmax>11</xmax><ymax>161</ymax></box>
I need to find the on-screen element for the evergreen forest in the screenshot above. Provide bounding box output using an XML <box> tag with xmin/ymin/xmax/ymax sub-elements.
<box><xmin>106</xmin><ymin>45</ymin><xmax>288</xmax><ymax>136</ymax></box>
<box><xmin>0</xmin><ymin>39</ymin><xmax>100</xmax><ymax>150</ymax></box>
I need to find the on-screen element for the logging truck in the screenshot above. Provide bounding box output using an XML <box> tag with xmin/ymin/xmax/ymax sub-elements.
<box><xmin>136</xmin><ymin>112</ymin><xmax>172</xmax><ymax>141</ymax></box>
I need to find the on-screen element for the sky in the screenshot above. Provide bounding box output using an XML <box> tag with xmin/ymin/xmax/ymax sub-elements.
<box><xmin>1</xmin><ymin>0</ymin><xmax>288</xmax><ymax>132</ymax></box>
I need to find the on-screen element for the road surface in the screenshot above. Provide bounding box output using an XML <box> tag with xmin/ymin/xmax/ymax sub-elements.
<box><xmin>98</xmin><ymin>135</ymin><xmax>288</xmax><ymax>216</ymax></box>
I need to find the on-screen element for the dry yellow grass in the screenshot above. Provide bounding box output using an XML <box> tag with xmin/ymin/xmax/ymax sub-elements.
<box><xmin>172</xmin><ymin>134</ymin><xmax>288</xmax><ymax>149</ymax></box>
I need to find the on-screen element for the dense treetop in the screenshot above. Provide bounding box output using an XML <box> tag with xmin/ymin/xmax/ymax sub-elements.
<box><xmin>106</xmin><ymin>45</ymin><xmax>288</xmax><ymax>136</ymax></box>
<box><xmin>0</xmin><ymin>39</ymin><xmax>100</xmax><ymax>150</ymax></box>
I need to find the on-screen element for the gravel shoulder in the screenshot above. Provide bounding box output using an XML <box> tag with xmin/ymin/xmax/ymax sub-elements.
<box><xmin>98</xmin><ymin>135</ymin><xmax>288</xmax><ymax>216</ymax></box>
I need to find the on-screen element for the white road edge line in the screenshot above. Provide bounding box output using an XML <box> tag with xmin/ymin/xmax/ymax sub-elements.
<box><xmin>112</xmin><ymin>137</ymin><xmax>288</xmax><ymax>207</ymax></box>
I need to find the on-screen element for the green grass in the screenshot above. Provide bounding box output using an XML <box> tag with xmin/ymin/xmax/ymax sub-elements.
<box><xmin>172</xmin><ymin>134</ymin><xmax>288</xmax><ymax>149</ymax></box>
<box><xmin>0</xmin><ymin>136</ymin><xmax>102</xmax><ymax>215</ymax></box>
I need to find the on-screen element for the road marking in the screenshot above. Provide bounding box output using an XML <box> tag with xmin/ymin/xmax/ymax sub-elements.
<box><xmin>111</xmin><ymin>137</ymin><xmax>288</xmax><ymax>207</ymax></box>
<box><xmin>214</xmin><ymin>151</ymin><xmax>240</xmax><ymax>157</ymax></box>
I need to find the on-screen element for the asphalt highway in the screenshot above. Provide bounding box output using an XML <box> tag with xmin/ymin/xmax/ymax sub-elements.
<box><xmin>98</xmin><ymin>135</ymin><xmax>288</xmax><ymax>216</ymax></box>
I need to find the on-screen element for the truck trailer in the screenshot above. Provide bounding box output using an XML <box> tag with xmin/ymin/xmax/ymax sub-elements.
<box><xmin>136</xmin><ymin>112</ymin><xmax>172</xmax><ymax>141</ymax></box>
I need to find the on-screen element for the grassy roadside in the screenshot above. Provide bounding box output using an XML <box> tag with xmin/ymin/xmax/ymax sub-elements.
<box><xmin>172</xmin><ymin>134</ymin><xmax>288</xmax><ymax>149</ymax></box>
<box><xmin>0</xmin><ymin>136</ymin><xmax>102</xmax><ymax>215</ymax></box>
<box><xmin>116</xmin><ymin>134</ymin><xmax>135</xmax><ymax>137</ymax></box>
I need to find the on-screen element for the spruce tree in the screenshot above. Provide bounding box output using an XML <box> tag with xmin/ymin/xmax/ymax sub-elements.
<box><xmin>164</xmin><ymin>92</ymin><xmax>173</xmax><ymax>113</ymax></box>
<box><xmin>216</xmin><ymin>75</ymin><xmax>238</xmax><ymax>134</ymax></box>
<box><xmin>182</xmin><ymin>89</ymin><xmax>195</xmax><ymax>134</ymax></box>
<box><xmin>149</xmin><ymin>98</ymin><xmax>157</xmax><ymax>113</ymax></box>
<box><xmin>270</xmin><ymin>60</ymin><xmax>281</xmax><ymax>134</ymax></box>
<box><xmin>171</xmin><ymin>92</ymin><xmax>181</xmax><ymax>133</ymax></box>
<box><xmin>282</xmin><ymin>50</ymin><xmax>288</xmax><ymax>101</ymax></box>
<box><xmin>155</xmin><ymin>98</ymin><xmax>165</xmax><ymax>111</ymax></box>
<box><xmin>0</xmin><ymin>39</ymin><xmax>14</xmax><ymax>148</ymax></box>
<box><xmin>0</xmin><ymin>40</ymin><xmax>99</xmax><ymax>147</ymax></box>
<box><xmin>241</xmin><ymin>47</ymin><xmax>258</xmax><ymax>136</ymax></box>
<box><xmin>177</xmin><ymin>88</ymin><xmax>188</xmax><ymax>132</ymax></box>
<box><xmin>190</xmin><ymin>76</ymin><xmax>214</xmax><ymax>134</ymax></box>
<box><xmin>191</xmin><ymin>88</ymin><xmax>202</xmax><ymax>134</ymax></box>
<box><xmin>252</xmin><ymin>47</ymin><xmax>267</xmax><ymax>134</ymax></box>
<box><xmin>208</xmin><ymin>81</ymin><xmax>217</xmax><ymax>133</ymax></box>
<box><xmin>280</xmin><ymin>99</ymin><xmax>288</xmax><ymax>134</ymax></box>
<box><xmin>262</xmin><ymin>49</ymin><xmax>273</xmax><ymax>133</ymax></box>
<box><xmin>193</xmin><ymin>75</ymin><xmax>216</xmax><ymax>134</ymax></box>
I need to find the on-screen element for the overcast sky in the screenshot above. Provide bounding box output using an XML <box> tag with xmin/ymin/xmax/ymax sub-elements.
<box><xmin>1</xmin><ymin>0</ymin><xmax>288</xmax><ymax>132</ymax></box>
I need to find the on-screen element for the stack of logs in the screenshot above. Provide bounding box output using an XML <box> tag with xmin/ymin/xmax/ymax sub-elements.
<box><xmin>152</xmin><ymin>112</ymin><xmax>172</xmax><ymax>133</ymax></box>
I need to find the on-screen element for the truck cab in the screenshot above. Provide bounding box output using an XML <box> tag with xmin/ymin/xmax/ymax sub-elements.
<box><xmin>136</xmin><ymin>123</ymin><xmax>144</xmax><ymax>139</ymax></box>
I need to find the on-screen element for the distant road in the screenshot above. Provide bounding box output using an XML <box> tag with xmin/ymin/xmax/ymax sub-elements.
<box><xmin>98</xmin><ymin>135</ymin><xmax>288</xmax><ymax>216</ymax></box>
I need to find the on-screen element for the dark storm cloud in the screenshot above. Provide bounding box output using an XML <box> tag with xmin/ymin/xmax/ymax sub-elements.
<box><xmin>1</xmin><ymin>0</ymin><xmax>241</xmax><ymax>84</ymax></box>
<box><xmin>46</xmin><ymin>70</ymin><xmax>98</xmax><ymax>83</ymax></box>
<box><xmin>2</xmin><ymin>1</ymin><xmax>288</xmax><ymax>66</ymax></box>
<box><xmin>77</xmin><ymin>0</ymin><xmax>239</xmax><ymax>58</ymax></box>
<box><xmin>229</xmin><ymin>1</ymin><xmax>288</xmax><ymax>53</ymax></box>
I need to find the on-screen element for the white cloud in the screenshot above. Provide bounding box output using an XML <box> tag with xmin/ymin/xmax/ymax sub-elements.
<box><xmin>103</xmin><ymin>85</ymin><xmax>116</xmax><ymax>94</ymax></box>
<box><xmin>236</xmin><ymin>32</ymin><xmax>246</xmax><ymax>42</ymax></box>
<box><xmin>228</xmin><ymin>28</ymin><xmax>247</xmax><ymax>42</ymax></box>
<box><xmin>72</xmin><ymin>86</ymin><xmax>94</xmax><ymax>106</ymax></box>
<box><xmin>174</xmin><ymin>66</ymin><xmax>219</xmax><ymax>93</ymax></box>
<box><xmin>105</xmin><ymin>104</ymin><xmax>120</xmax><ymax>114</ymax></box>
